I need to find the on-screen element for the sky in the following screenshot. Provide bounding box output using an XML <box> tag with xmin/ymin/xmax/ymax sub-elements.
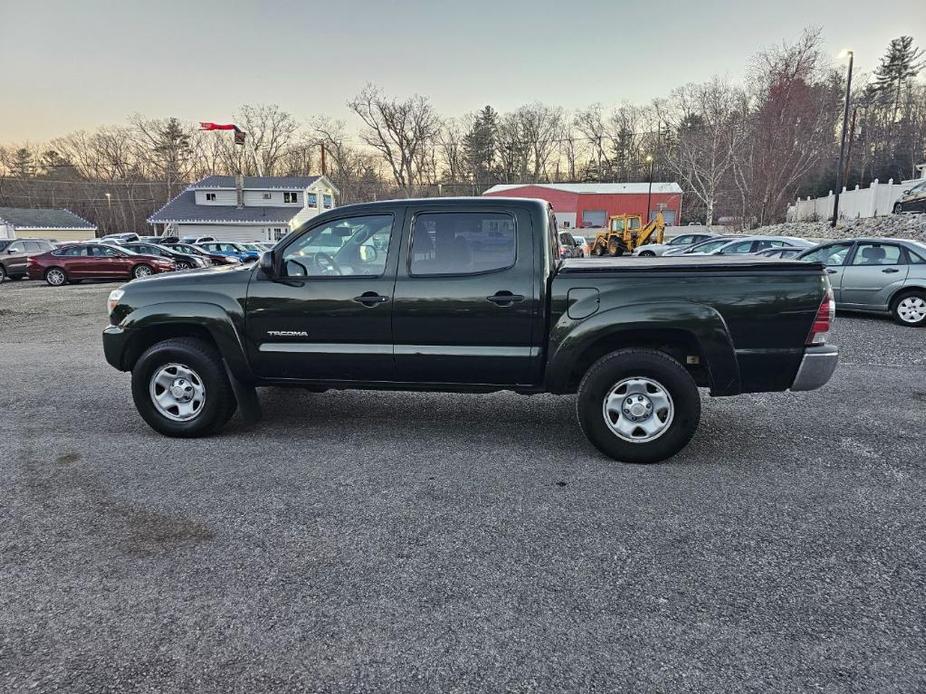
<box><xmin>0</xmin><ymin>0</ymin><xmax>922</xmax><ymax>142</ymax></box>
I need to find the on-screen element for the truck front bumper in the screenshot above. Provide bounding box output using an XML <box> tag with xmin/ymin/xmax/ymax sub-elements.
<box><xmin>790</xmin><ymin>344</ymin><xmax>838</xmax><ymax>391</ymax></box>
<box><xmin>102</xmin><ymin>324</ymin><xmax>128</xmax><ymax>371</ymax></box>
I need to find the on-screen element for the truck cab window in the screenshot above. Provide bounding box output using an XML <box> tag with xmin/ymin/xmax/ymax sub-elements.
<box><xmin>410</xmin><ymin>212</ymin><xmax>516</xmax><ymax>276</ymax></box>
<box><xmin>282</xmin><ymin>214</ymin><xmax>393</xmax><ymax>278</ymax></box>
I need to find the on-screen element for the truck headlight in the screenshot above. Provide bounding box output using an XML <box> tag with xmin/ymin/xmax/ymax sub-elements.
<box><xmin>107</xmin><ymin>288</ymin><xmax>124</xmax><ymax>315</ymax></box>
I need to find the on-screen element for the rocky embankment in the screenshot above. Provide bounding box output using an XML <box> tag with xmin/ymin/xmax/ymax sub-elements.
<box><xmin>753</xmin><ymin>214</ymin><xmax>926</xmax><ymax>242</ymax></box>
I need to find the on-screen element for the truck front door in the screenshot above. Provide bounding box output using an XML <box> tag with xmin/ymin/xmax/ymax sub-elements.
<box><xmin>245</xmin><ymin>211</ymin><xmax>401</xmax><ymax>381</ymax></box>
<box><xmin>391</xmin><ymin>205</ymin><xmax>540</xmax><ymax>385</ymax></box>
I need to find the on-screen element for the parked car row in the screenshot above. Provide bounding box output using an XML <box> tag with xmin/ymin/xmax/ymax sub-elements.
<box><xmin>0</xmin><ymin>235</ymin><xmax>270</xmax><ymax>286</ymax></box>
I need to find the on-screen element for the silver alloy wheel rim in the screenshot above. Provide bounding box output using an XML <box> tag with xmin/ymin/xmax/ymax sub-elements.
<box><xmin>47</xmin><ymin>269</ymin><xmax>65</xmax><ymax>285</ymax></box>
<box><xmin>134</xmin><ymin>265</ymin><xmax>152</xmax><ymax>278</ymax></box>
<box><xmin>149</xmin><ymin>363</ymin><xmax>206</xmax><ymax>422</ymax></box>
<box><xmin>602</xmin><ymin>377</ymin><xmax>674</xmax><ymax>443</ymax></box>
<box><xmin>897</xmin><ymin>296</ymin><xmax>926</xmax><ymax>323</ymax></box>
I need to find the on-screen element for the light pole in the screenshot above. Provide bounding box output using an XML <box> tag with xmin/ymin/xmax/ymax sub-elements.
<box><xmin>644</xmin><ymin>154</ymin><xmax>654</xmax><ymax>223</ymax></box>
<box><xmin>832</xmin><ymin>49</ymin><xmax>854</xmax><ymax>227</ymax></box>
<box><xmin>105</xmin><ymin>192</ymin><xmax>112</xmax><ymax>234</ymax></box>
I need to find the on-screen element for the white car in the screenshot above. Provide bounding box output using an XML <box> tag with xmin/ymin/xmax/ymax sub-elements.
<box><xmin>633</xmin><ymin>232</ymin><xmax>717</xmax><ymax>257</ymax></box>
<box><xmin>678</xmin><ymin>236</ymin><xmax>814</xmax><ymax>257</ymax></box>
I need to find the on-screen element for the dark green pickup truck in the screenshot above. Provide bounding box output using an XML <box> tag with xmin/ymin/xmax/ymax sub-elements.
<box><xmin>104</xmin><ymin>197</ymin><xmax>837</xmax><ymax>463</ymax></box>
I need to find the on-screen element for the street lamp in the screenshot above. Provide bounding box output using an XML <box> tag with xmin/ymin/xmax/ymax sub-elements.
<box><xmin>644</xmin><ymin>155</ymin><xmax>654</xmax><ymax>223</ymax></box>
<box><xmin>832</xmin><ymin>49</ymin><xmax>854</xmax><ymax>227</ymax></box>
<box><xmin>105</xmin><ymin>192</ymin><xmax>112</xmax><ymax>234</ymax></box>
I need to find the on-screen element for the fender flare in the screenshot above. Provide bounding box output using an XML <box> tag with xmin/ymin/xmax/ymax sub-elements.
<box><xmin>544</xmin><ymin>301</ymin><xmax>740</xmax><ymax>395</ymax></box>
<box><xmin>118</xmin><ymin>301</ymin><xmax>253</xmax><ymax>381</ymax></box>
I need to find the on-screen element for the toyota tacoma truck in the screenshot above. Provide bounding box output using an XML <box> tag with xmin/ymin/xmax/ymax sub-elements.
<box><xmin>103</xmin><ymin>198</ymin><xmax>838</xmax><ymax>463</ymax></box>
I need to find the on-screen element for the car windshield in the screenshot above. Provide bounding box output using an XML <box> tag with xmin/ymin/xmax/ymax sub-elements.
<box><xmin>685</xmin><ymin>238</ymin><xmax>730</xmax><ymax>253</ymax></box>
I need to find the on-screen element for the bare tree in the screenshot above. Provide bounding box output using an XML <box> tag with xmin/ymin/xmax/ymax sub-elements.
<box><xmin>737</xmin><ymin>28</ymin><xmax>839</xmax><ymax>225</ymax></box>
<box><xmin>574</xmin><ymin>104</ymin><xmax>610</xmax><ymax>178</ymax></box>
<box><xmin>665</xmin><ymin>78</ymin><xmax>746</xmax><ymax>225</ymax></box>
<box><xmin>348</xmin><ymin>85</ymin><xmax>440</xmax><ymax>191</ymax></box>
<box><xmin>437</xmin><ymin>117</ymin><xmax>467</xmax><ymax>185</ymax></box>
<box><xmin>235</xmin><ymin>104</ymin><xmax>301</xmax><ymax>175</ymax></box>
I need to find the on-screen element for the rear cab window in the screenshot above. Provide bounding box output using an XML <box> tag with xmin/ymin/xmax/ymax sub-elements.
<box><xmin>410</xmin><ymin>211</ymin><xmax>516</xmax><ymax>276</ymax></box>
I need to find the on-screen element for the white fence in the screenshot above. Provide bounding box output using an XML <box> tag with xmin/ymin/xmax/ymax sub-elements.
<box><xmin>787</xmin><ymin>178</ymin><xmax>916</xmax><ymax>222</ymax></box>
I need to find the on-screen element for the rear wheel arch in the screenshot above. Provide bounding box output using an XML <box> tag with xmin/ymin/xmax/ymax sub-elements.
<box><xmin>889</xmin><ymin>285</ymin><xmax>926</xmax><ymax>310</ymax></box>
<box><xmin>565</xmin><ymin>328</ymin><xmax>708</xmax><ymax>392</ymax></box>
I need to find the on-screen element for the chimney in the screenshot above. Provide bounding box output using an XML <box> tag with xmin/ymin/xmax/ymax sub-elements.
<box><xmin>236</xmin><ymin>174</ymin><xmax>244</xmax><ymax>209</ymax></box>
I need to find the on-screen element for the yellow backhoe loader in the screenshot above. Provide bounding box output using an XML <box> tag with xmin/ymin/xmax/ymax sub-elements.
<box><xmin>590</xmin><ymin>212</ymin><xmax>665</xmax><ymax>256</ymax></box>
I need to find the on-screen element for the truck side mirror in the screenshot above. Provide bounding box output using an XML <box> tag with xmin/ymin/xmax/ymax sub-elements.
<box><xmin>259</xmin><ymin>250</ymin><xmax>278</xmax><ymax>279</ymax></box>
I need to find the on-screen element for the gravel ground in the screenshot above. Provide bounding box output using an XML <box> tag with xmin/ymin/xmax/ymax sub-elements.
<box><xmin>1</xmin><ymin>279</ymin><xmax>924</xmax><ymax>693</ymax></box>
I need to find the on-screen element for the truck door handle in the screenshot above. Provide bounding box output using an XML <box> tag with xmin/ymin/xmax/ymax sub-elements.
<box><xmin>487</xmin><ymin>291</ymin><xmax>524</xmax><ymax>306</ymax></box>
<box><xmin>881</xmin><ymin>268</ymin><xmax>900</xmax><ymax>273</ymax></box>
<box><xmin>353</xmin><ymin>292</ymin><xmax>390</xmax><ymax>306</ymax></box>
<box><xmin>825</xmin><ymin>268</ymin><xmax>838</xmax><ymax>274</ymax></box>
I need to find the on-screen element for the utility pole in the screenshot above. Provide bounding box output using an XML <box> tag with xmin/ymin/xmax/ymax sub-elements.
<box><xmin>832</xmin><ymin>50</ymin><xmax>854</xmax><ymax>227</ymax></box>
<box><xmin>645</xmin><ymin>155</ymin><xmax>654</xmax><ymax>223</ymax></box>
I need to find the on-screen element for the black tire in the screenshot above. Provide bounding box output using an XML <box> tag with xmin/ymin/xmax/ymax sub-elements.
<box><xmin>890</xmin><ymin>289</ymin><xmax>926</xmax><ymax>327</ymax></box>
<box><xmin>893</xmin><ymin>202</ymin><xmax>903</xmax><ymax>214</ymax></box>
<box><xmin>593</xmin><ymin>245</ymin><xmax>605</xmax><ymax>257</ymax></box>
<box><xmin>176</xmin><ymin>261</ymin><xmax>191</xmax><ymax>270</ymax></box>
<box><xmin>44</xmin><ymin>267</ymin><xmax>67</xmax><ymax>286</ymax></box>
<box><xmin>576</xmin><ymin>348</ymin><xmax>701</xmax><ymax>464</ymax></box>
<box><xmin>608</xmin><ymin>240</ymin><xmax>622</xmax><ymax>256</ymax></box>
<box><xmin>639</xmin><ymin>250</ymin><xmax>656</xmax><ymax>257</ymax></box>
<box><xmin>0</xmin><ymin>265</ymin><xmax>6</xmax><ymax>282</ymax></box>
<box><xmin>131</xmin><ymin>337</ymin><xmax>238</xmax><ymax>437</ymax></box>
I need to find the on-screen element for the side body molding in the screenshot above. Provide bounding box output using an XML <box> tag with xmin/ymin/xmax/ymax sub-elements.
<box><xmin>543</xmin><ymin>302</ymin><xmax>741</xmax><ymax>395</ymax></box>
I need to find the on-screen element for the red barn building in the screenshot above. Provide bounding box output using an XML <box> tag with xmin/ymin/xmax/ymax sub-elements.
<box><xmin>482</xmin><ymin>182</ymin><xmax>684</xmax><ymax>229</ymax></box>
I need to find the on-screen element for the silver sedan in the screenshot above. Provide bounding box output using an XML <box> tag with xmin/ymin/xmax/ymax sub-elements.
<box><xmin>797</xmin><ymin>238</ymin><xmax>926</xmax><ymax>326</ymax></box>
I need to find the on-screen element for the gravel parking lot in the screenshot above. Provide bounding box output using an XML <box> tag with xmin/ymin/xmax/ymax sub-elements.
<box><xmin>1</xmin><ymin>279</ymin><xmax>924</xmax><ymax>692</ymax></box>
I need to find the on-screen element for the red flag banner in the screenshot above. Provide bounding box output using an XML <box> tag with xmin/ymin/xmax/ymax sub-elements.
<box><xmin>199</xmin><ymin>122</ymin><xmax>241</xmax><ymax>132</ymax></box>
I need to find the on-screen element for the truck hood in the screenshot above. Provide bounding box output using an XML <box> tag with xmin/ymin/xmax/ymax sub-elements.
<box><xmin>126</xmin><ymin>261</ymin><xmax>254</xmax><ymax>287</ymax></box>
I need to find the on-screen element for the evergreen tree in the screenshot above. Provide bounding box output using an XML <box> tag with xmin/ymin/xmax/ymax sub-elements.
<box><xmin>153</xmin><ymin>117</ymin><xmax>192</xmax><ymax>196</ymax></box>
<box><xmin>463</xmin><ymin>106</ymin><xmax>498</xmax><ymax>184</ymax></box>
<box><xmin>868</xmin><ymin>36</ymin><xmax>924</xmax><ymax>120</ymax></box>
<box><xmin>11</xmin><ymin>148</ymin><xmax>34</xmax><ymax>178</ymax></box>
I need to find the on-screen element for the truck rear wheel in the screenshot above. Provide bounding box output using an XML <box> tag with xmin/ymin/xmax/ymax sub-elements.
<box><xmin>131</xmin><ymin>337</ymin><xmax>238</xmax><ymax>437</ymax></box>
<box><xmin>576</xmin><ymin>348</ymin><xmax>700</xmax><ymax>463</ymax></box>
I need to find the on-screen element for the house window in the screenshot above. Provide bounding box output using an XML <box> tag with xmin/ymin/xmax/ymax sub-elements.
<box><xmin>284</xmin><ymin>192</ymin><xmax>298</xmax><ymax>204</ymax></box>
<box><xmin>323</xmin><ymin>194</ymin><xmax>333</xmax><ymax>209</ymax></box>
<box><xmin>262</xmin><ymin>192</ymin><xmax>272</xmax><ymax>200</ymax></box>
<box><xmin>307</xmin><ymin>192</ymin><xmax>318</xmax><ymax>207</ymax></box>
<box><xmin>205</xmin><ymin>193</ymin><xmax>216</xmax><ymax>201</ymax></box>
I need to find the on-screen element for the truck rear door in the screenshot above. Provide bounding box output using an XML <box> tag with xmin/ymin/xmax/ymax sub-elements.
<box><xmin>391</xmin><ymin>204</ymin><xmax>540</xmax><ymax>385</ymax></box>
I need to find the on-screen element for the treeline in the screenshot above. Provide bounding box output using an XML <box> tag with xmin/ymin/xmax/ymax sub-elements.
<box><xmin>1</xmin><ymin>29</ymin><xmax>923</xmax><ymax>233</ymax></box>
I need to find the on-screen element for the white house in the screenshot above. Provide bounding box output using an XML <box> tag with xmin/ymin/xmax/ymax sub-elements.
<box><xmin>0</xmin><ymin>207</ymin><xmax>97</xmax><ymax>241</ymax></box>
<box><xmin>148</xmin><ymin>175</ymin><xmax>339</xmax><ymax>242</ymax></box>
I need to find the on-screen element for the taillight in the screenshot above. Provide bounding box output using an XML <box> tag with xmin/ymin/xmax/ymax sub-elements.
<box><xmin>806</xmin><ymin>287</ymin><xmax>835</xmax><ymax>345</ymax></box>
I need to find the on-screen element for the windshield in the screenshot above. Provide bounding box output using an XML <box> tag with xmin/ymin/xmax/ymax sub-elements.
<box><xmin>685</xmin><ymin>238</ymin><xmax>731</xmax><ymax>253</ymax></box>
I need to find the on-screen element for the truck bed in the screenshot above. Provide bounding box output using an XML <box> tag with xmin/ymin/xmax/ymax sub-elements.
<box><xmin>549</xmin><ymin>255</ymin><xmax>829</xmax><ymax>395</ymax></box>
<box><xmin>558</xmin><ymin>256</ymin><xmax>823</xmax><ymax>274</ymax></box>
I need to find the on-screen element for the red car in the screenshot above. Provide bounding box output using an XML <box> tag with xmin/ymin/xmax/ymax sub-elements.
<box><xmin>28</xmin><ymin>243</ymin><xmax>176</xmax><ymax>286</ymax></box>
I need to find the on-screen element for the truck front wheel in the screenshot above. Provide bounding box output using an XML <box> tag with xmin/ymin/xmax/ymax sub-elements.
<box><xmin>131</xmin><ymin>337</ymin><xmax>238</xmax><ymax>437</ymax></box>
<box><xmin>576</xmin><ymin>349</ymin><xmax>700</xmax><ymax>463</ymax></box>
